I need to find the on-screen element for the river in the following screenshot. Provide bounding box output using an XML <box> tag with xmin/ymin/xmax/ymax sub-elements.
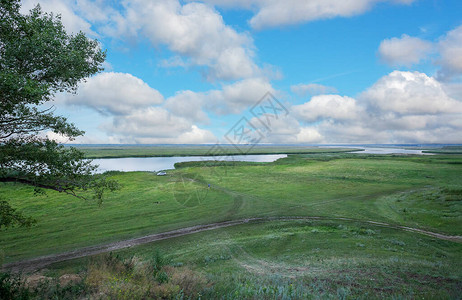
<box><xmin>93</xmin><ymin>154</ymin><xmax>287</xmax><ymax>172</ymax></box>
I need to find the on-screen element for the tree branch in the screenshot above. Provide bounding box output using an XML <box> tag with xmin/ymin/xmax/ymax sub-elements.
<box><xmin>0</xmin><ymin>176</ymin><xmax>87</xmax><ymax>200</ymax></box>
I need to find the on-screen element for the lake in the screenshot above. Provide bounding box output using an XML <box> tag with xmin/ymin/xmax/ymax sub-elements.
<box><xmin>94</xmin><ymin>154</ymin><xmax>288</xmax><ymax>172</ymax></box>
<box><xmin>350</xmin><ymin>147</ymin><xmax>432</xmax><ymax>155</ymax></box>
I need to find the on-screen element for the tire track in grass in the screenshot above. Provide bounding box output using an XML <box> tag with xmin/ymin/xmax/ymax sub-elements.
<box><xmin>2</xmin><ymin>216</ymin><xmax>461</xmax><ymax>273</ymax></box>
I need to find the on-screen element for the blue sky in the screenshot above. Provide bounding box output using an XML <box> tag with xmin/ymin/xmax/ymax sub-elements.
<box><xmin>21</xmin><ymin>0</ymin><xmax>462</xmax><ymax>144</ymax></box>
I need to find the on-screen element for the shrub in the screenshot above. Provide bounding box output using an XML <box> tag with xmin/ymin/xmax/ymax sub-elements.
<box><xmin>0</xmin><ymin>272</ymin><xmax>30</xmax><ymax>300</ymax></box>
<box><xmin>169</xmin><ymin>267</ymin><xmax>208</xmax><ymax>297</ymax></box>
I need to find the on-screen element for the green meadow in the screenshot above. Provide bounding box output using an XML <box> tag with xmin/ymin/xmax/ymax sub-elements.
<box><xmin>1</xmin><ymin>153</ymin><xmax>461</xmax><ymax>298</ymax></box>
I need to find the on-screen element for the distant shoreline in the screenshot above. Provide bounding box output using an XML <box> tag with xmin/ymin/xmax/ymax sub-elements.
<box><xmin>61</xmin><ymin>144</ymin><xmax>462</xmax><ymax>159</ymax></box>
<box><xmin>74</xmin><ymin>145</ymin><xmax>365</xmax><ymax>159</ymax></box>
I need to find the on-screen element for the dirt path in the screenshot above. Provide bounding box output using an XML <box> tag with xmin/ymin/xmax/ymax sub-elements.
<box><xmin>2</xmin><ymin>216</ymin><xmax>461</xmax><ymax>273</ymax></box>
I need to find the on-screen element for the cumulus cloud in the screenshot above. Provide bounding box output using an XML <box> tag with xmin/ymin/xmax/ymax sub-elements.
<box><xmin>208</xmin><ymin>78</ymin><xmax>275</xmax><ymax>114</ymax></box>
<box><xmin>437</xmin><ymin>25</ymin><xmax>462</xmax><ymax>80</ymax></box>
<box><xmin>195</xmin><ymin>0</ymin><xmax>416</xmax><ymax>29</ymax></box>
<box><xmin>105</xmin><ymin>107</ymin><xmax>191</xmax><ymax>138</ymax></box>
<box><xmin>295</xmin><ymin>127</ymin><xmax>324</xmax><ymax>143</ymax></box>
<box><xmin>250</xmin><ymin>0</ymin><xmax>377</xmax><ymax>30</ymax></box>
<box><xmin>60</xmin><ymin>72</ymin><xmax>164</xmax><ymax>115</ymax></box>
<box><xmin>165</xmin><ymin>77</ymin><xmax>276</xmax><ymax>116</ymax></box>
<box><xmin>164</xmin><ymin>91</ymin><xmax>209</xmax><ymax>123</ymax></box>
<box><xmin>23</xmin><ymin>0</ymin><xmax>262</xmax><ymax>82</ymax></box>
<box><xmin>378</xmin><ymin>34</ymin><xmax>434</xmax><ymax>66</ymax></box>
<box><xmin>291</xmin><ymin>83</ymin><xmax>338</xmax><ymax>97</ymax></box>
<box><xmin>293</xmin><ymin>71</ymin><xmax>462</xmax><ymax>143</ymax></box>
<box><xmin>56</xmin><ymin>70</ymin><xmax>277</xmax><ymax>143</ymax></box>
<box><xmin>378</xmin><ymin>24</ymin><xmax>462</xmax><ymax>81</ymax></box>
<box><xmin>109</xmin><ymin>0</ymin><xmax>259</xmax><ymax>81</ymax></box>
<box><xmin>245</xmin><ymin>114</ymin><xmax>324</xmax><ymax>144</ymax></box>
<box><xmin>74</xmin><ymin>0</ymin><xmax>116</xmax><ymax>23</ymax></box>
<box><xmin>361</xmin><ymin>71</ymin><xmax>462</xmax><ymax>114</ymax></box>
<box><xmin>293</xmin><ymin>95</ymin><xmax>362</xmax><ymax>122</ymax></box>
<box><xmin>103</xmin><ymin>107</ymin><xmax>215</xmax><ymax>144</ymax></box>
<box><xmin>55</xmin><ymin>72</ymin><xmax>216</xmax><ymax>143</ymax></box>
<box><xmin>21</xmin><ymin>0</ymin><xmax>96</xmax><ymax>35</ymax></box>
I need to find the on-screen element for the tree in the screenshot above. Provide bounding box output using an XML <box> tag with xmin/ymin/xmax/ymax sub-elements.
<box><xmin>0</xmin><ymin>0</ymin><xmax>118</xmax><ymax>229</ymax></box>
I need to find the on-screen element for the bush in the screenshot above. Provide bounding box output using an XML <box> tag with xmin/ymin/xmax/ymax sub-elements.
<box><xmin>169</xmin><ymin>267</ymin><xmax>207</xmax><ymax>297</ymax></box>
<box><xmin>0</xmin><ymin>272</ymin><xmax>87</xmax><ymax>300</ymax></box>
<box><xmin>0</xmin><ymin>272</ymin><xmax>30</xmax><ymax>300</ymax></box>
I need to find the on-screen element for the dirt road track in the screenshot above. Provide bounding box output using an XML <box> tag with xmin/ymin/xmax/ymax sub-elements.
<box><xmin>3</xmin><ymin>216</ymin><xmax>461</xmax><ymax>273</ymax></box>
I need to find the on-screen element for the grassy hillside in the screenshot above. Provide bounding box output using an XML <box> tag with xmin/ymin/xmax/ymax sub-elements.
<box><xmin>36</xmin><ymin>219</ymin><xmax>460</xmax><ymax>299</ymax></box>
<box><xmin>1</xmin><ymin>154</ymin><xmax>461</xmax><ymax>298</ymax></box>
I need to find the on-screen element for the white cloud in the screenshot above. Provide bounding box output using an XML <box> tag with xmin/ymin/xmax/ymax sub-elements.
<box><xmin>110</xmin><ymin>0</ymin><xmax>259</xmax><ymax>81</ymax></box>
<box><xmin>74</xmin><ymin>0</ymin><xmax>115</xmax><ymax>23</ymax></box>
<box><xmin>209</xmin><ymin>47</ymin><xmax>259</xmax><ymax>81</ymax></box>
<box><xmin>53</xmin><ymin>70</ymin><xmax>217</xmax><ymax>144</ymax></box>
<box><xmin>169</xmin><ymin>77</ymin><xmax>276</xmax><ymax>116</ymax></box>
<box><xmin>56</xmin><ymin>70</ymin><xmax>277</xmax><ymax>143</ymax></box>
<box><xmin>295</xmin><ymin>127</ymin><xmax>324</xmax><ymax>144</ymax></box>
<box><xmin>294</xmin><ymin>95</ymin><xmax>362</xmax><ymax>122</ymax></box>
<box><xmin>378</xmin><ymin>34</ymin><xmax>434</xmax><ymax>66</ymax></box>
<box><xmin>60</xmin><ymin>72</ymin><xmax>164</xmax><ymax>115</ymax></box>
<box><xmin>246</xmin><ymin>114</ymin><xmax>324</xmax><ymax>144</ymax></box>
<box><xmin>106</xmin><ymin>107</ymin><xmax>191</xmax><ymax>138</ymax></box>
<box><xmin>377</xmin><ymin>24</ymin><xmax>462</xmax><ymax>81</ymax></box>
<box><xmin>22</xmin><ymin>0</ymin><xmax>259</xmax><ymax>81</ymax></box>
<box><xmin>292</xmin><ymin>71</ymin><xmax>462</xmax><ymax>143</ymax></box>
<box><xmin>165</xmin><ymin>91</ymin><xmax>209</xmax><ymax>123</ymax></box>
<box><xmin>361</xmin><ymin>71</ymin><xmax>462</xmax><ymax>115</ymax></box>
<box><xmin>208</xmin><ymin>78</ymin><xmax>275</xmax><ymax>114</ymax></box>
<box><xmin>193</xmin><ymin>0</ymin><xmax>255</xmax><ymax>9</ymax></box>
<box><xmin>103</xmin><ymin>107</ymin><xmax>215</xmax><ymax>144</ymax></box>
<box><xmin>195</xmin><ymin>0</ymin><xmax>416</xmax><ymax>30</ymax></box>
<box><xmin>291</xmin><ymin>83</ymin><xmax>338</xmax><ymax>97</ymax></box>
<box><xmin>437</xmin><ymin>25</ymin><xmax>462</xmax><ymax>80</ymax></box>
<box><xmin>315</xmin><ymin>120</ymin><xmax>386</xmax><ymax>143</ymax></box>
<box><xmin>250</xmin><ymin>0</ymin><xmax>377</xmax><ymax>30</ymax></box>
<box><xmin>45</xmin><ymin>131</ymin><xmax>73</xmax><ymax>143</ymax></box>
<box><xmin>176</xmin><ymin>125</ymin><xmax>216</xmax><ymax>144</ymax></box>
<box><xmin>21</xmin><ymin>0</ymin><xmax>95</xmax><ymax>35</ymax></box>
<box><xmin>251</xmin><ymin>115</ymin><xmax>301</xmax><ymax>141</ymax></box>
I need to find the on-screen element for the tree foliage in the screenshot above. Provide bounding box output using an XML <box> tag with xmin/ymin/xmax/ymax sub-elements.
<box><xmin>0</xmin><ymin>0</ymin><xmax>118</xmax><ymax>228</ymax></box>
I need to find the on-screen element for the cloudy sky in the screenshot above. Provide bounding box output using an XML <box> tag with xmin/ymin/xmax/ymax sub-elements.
<box><xmin>23</xmin><ymin>0</ymin><xmax>462</xmax><ymax>144</ymax></box>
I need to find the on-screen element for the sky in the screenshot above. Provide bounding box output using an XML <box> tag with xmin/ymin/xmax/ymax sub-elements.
<box><xmin>21</xmin><ymin>0</ymin><xmax>462</xmax><ymax>144</ymax></box>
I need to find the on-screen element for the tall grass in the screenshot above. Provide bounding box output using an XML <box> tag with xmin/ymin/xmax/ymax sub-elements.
<box><xmin>1</xmin><ymin>252</ymin><xmax>209</xmax><ymax>299</ymax></box>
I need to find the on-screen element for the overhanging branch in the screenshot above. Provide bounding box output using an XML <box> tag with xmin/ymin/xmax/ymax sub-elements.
<box><xmin>0</xmin><ymin>176</ymin><xmax>88</xmax><ymax>200</ymax></box>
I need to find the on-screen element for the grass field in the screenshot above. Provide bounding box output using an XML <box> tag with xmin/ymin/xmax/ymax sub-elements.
<box><xmin>42</xmin><ymin>219</ymin><xmax>461</xmax><ymax>299</ymax></box>
<box><xmin>1</xmin><ymin>153</ymin><xmax>461</xmax><ymax>298</ymax></box>
<box><xmin>77</xmin><ymin>144</ymin><xmax>362</xmax><ymax>158</ymax></box>
<box><xmin>422</xmin><ymin>146</ymin><xmax>462</xmax><ymax>154</ymax></box>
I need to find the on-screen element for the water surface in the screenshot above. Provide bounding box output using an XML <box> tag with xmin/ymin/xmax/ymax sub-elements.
<box><xmin>350</xmin><ymin>147</ymin><xmax>432</xmax><ymax>155</ymax></box>
<box><xmin>94</xmin><ymin>154</ymin><xmax>287</xmax><ymax>172</ymax></box>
